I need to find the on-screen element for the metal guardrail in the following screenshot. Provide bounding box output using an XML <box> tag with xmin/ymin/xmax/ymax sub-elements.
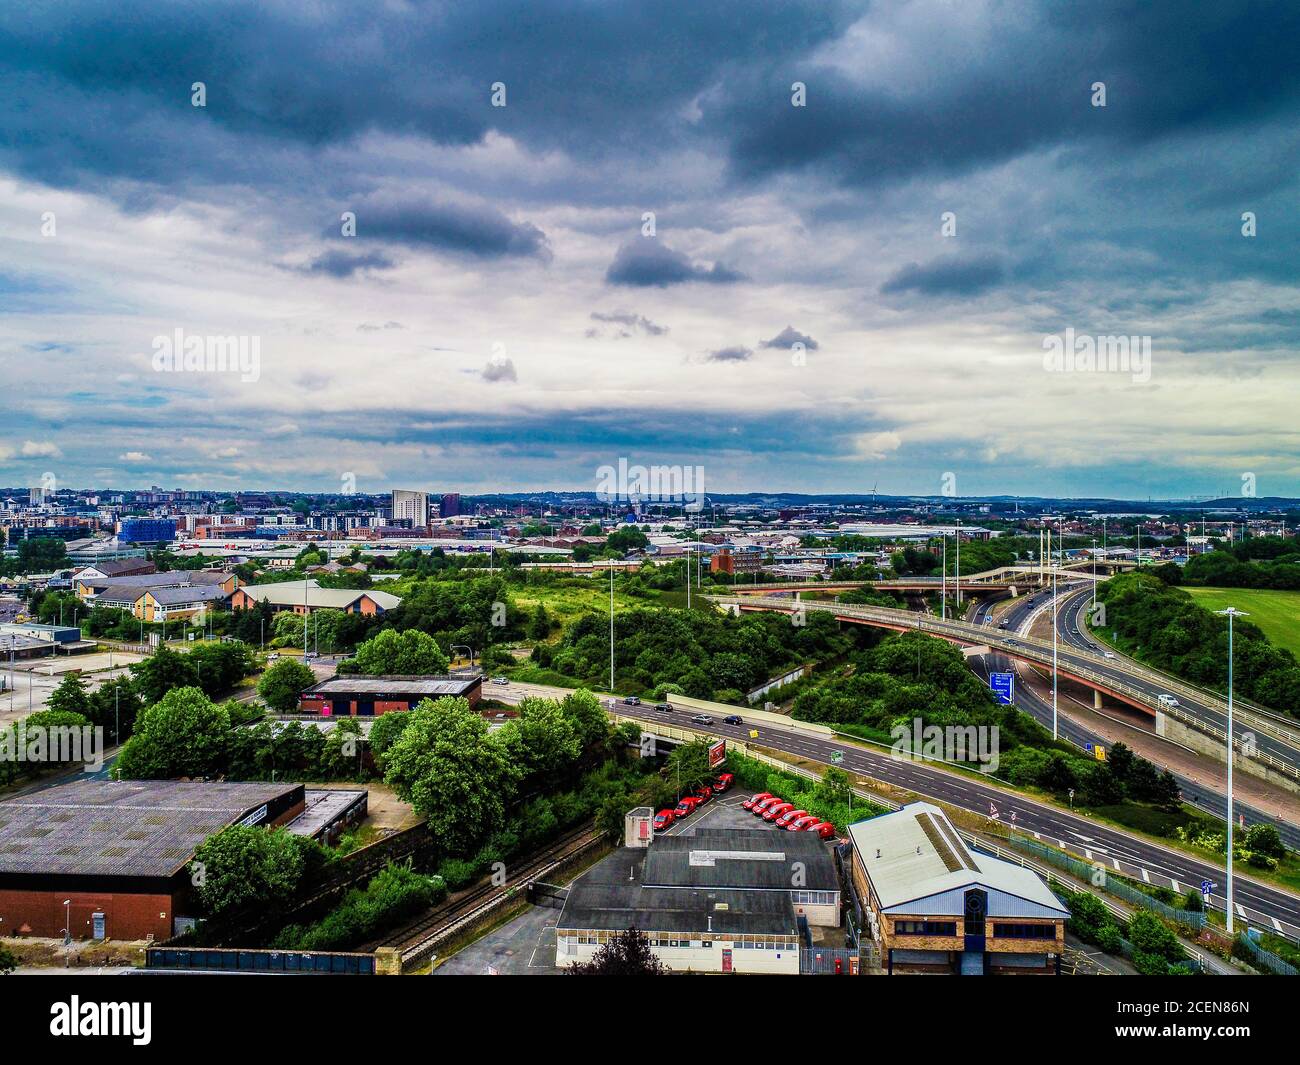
<box><xmin>716</xmin><ymin>595</ymin><xmax>1300</xmax><ymax>780</ymax></box>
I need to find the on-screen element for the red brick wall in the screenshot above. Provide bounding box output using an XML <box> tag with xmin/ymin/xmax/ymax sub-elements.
<box><xmin>0</xmin><ymin>889</ymin><xmax>176</xmax><ymax>941</ymax></box>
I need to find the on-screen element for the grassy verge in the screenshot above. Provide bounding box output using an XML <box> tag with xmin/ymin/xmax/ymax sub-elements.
<box><xmin>1183</xmin><ymin>586</ymin><xmax>1300</xmax><ymax>659</ymax></box>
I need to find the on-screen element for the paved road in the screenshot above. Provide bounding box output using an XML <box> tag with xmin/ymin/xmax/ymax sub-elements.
<box><xmin>722</xmin><ymin>592</ymin><xmax>1300</xmax><ymax>781</ymax></box>
<box><xmin>494</xmin><ymin>679</ymin><xmax>1300</xmax><ymax>941</ymax></box>
<box><xmin>966</xmin><ymin>593</ymin><xmax>1300</xmax><ymax>850</ymax></box>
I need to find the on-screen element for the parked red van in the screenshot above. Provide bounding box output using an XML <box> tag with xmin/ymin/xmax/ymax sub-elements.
<box><xmin>808</xmin><ymin>821</ymin><xmax>837</xmax><ymax>839</ymax></box>
<box><xmin>774</xmin><ymin>808</ymin><xmax>809</xmax><ymax>828</ymax></box>
<box><xmin>713</xmin><ymin>773</ymin><xmax>734</xmax><ymax>793</ymax></box>
<box><xmin>762</xmin><ymin>802</ymin><xmax>794</xmax><ymax>822</ymax></box>
<box><xmin>653</xmin><ymin>809</ymin><xmax>675</xmax><ymax>831</ymax></box>
<box><xmin>751</xmin><ymin>795</ymin><xmax>784</xmax><ymax>816</ymax></box>
<box><xmin>742</xmin><ymin>792</ymin><xmax>773</xmax><ymax>812</ymax></box>
<box><xmin>674</xmin><ymin>796</ymin><xmax>700</xmax><ymax>818</ymax></box>
<box><xmin>788</xmin><ymin>814</ymin><xmax>819</xmax><ymax>832</ymax></box>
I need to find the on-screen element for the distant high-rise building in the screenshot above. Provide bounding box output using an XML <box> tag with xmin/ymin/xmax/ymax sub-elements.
<box><xmin>391</xmin><ymin>489</ymin><xmax>429</xmax><ymax>525</ymax></box>
<box><xmin>440</xmin><ymin>492</ymin><xmax>462</xmax><ymax>518</ymax></box>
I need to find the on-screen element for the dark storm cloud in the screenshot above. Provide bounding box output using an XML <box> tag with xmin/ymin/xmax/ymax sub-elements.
<box><xmin>297</xmin><ymin>249</ymin><xmax>395</xmax><ymax>278</ymax></box>
<box><xmin>706</xmin><ymin>345</ymin><xmax>753</xmax><ymax>363</ymax></box>
<box><xmin>714</xmin><ymin>3</ymin><xmax>1300</xmax><ymax>188</ymax></box>
<box><xmin>606</xmin><ymin>240</ymin><xmax>746</xmax><ymax>287</ymax></box>
<box><xmin>0</xmin><ymin>1</ymin><xmax>851</xmax><ymax>192</ymax></box>
<box><xmin>881</xmin><ymin>256</ymin><xmax>1007</xmax><ymax>298</ymax></box>
<box><xmin>588</xmin><ymin>311</ymin><xmax>669</xmax><ymax>337</ymax></box>
<box><xmin>759</xmin><ymin>326</ymin><xmax>818</xmax><ymax>351</ymax></box>
<box><xmin>350</xmin><ymin>199</ymin><xmax>551</xmax><ymax>261</ymax></box>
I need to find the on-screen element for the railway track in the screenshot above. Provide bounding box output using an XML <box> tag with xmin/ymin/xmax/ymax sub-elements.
<box><xmin>375</xmin><ymin>825</ymin><xmax>606</xmax><ymax>966</ymax></box>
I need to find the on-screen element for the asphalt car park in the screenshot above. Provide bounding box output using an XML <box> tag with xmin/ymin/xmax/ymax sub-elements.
<box><xmin>662</xmin><ymin>789</ymin><xmax>782</xmax><ymax>837</ymax></box>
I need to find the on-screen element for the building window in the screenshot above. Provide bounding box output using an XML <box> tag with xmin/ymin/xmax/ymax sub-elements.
<box><xmin>992</xmin><ymin>923</ymin><xmax>1056</xmax><ymax>940</ymax></box>
<box><xmin>894</xmin><ymin>920</ymin><xmax>957</xmax><ymax>937</ymax></box>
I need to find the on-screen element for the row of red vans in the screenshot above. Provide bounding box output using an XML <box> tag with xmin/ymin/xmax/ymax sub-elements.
<box><xmin>653</xmin><ymin>773</ymin><xmax>734</xmax><ymax>831</ymax></box>
<box><xmin>741</xmin><ymin>792</ymin><xmax>836</xmax><ymax>838</ymax></box>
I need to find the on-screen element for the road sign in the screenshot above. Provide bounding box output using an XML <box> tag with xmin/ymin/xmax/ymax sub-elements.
<box><xmin>1200</xmin><ymin>879</ymin><xmax>1213</xmax><ymax>894</ymax></box>
<box><xmin>989</xmin><ymin>672</ymin><xmax>1015</xmax><ymax>705</ymax></box>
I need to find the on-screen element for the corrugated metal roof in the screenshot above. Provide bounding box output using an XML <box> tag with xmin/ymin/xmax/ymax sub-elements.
<box><xmin>847</xmin><ymin>802</ymin><xmax>1067</xmax><ymax>916</ymax></box>
<box><xmin>0</xmin><ymin>780</ymin><xmax>301</xmax><ymax>879</ymax></box>
<box><xmin>304</xmin><ymin>675</ymin><xmax>480</xmax><ymax>698</ymax></box>
<box><xmin>238</xmin><ymin>581</ymin><xmax>401</xmax><ymax>611</ymax></box>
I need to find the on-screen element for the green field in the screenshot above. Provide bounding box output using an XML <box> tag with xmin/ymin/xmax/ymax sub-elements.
<box><xmin>1184</xmin><ymin>586</ymin><xmax>1300</xmax><ymax>658</ymax></box>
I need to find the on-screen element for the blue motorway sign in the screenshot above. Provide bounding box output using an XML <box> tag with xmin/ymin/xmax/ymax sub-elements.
<box><xmin>989</xmin><ymin>672</ymin><xmax>1015</xmax><ymax>705</ymax></box>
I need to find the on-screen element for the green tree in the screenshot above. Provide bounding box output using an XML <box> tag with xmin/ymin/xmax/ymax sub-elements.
<box><xmin>258</xmin><ymin>658</ymin><xmax>317</xmax><ymax>712</ymax></box>
<box><xmin>115</xmin><ymin>687</ymin><xmax>231</xmax><ymax>779</ymax></box>
<box><xmin>352</xmin><ymin>629</ymin><xmax>450</xmax><ymax>675</ymax></box>
<box><xmin>368</xmin><ymin>710</ymin><xmax>412</xmax><ymax>770</ymax></box>
<box><xmin>567</xmin><ymin>927</ymin><xmax>669</xmax><ymax>975</ymax></box>
<box><xmin>0</xmin><ymin>941</ymin><xmax>15</xmax><ymax>974</ymax></box>
<box><xmin>499</xmin><ymin>697</ymin><xmax>581</xmax><ymax>788</ymax></box>
<box><xmin>382</xmin><ymin>697</ymin><xmax>519</xmax><ymax>853</ymax></box>
<box><xmin>129</xmin><ymin>645</ymin><xmax>199</xmax><ymax>706</ymax></box>
<box><xmin>561</xmin><ymin>689</ymin><xmax>611</xmax><ymax>751</ymax></box>
<box><xmin>662</xmin><ymin>738</ymin><xmax>717</xmax><ymax>794</ymax></box>
<box><xmin>191</xmin><ymin>825</ymin><xmax>317</xmax><ymax>920</ymax></box>
<box><xmin>47</xmin><ymin>673</ymin><xmax>93</xmax><ymax>719</ymax></box>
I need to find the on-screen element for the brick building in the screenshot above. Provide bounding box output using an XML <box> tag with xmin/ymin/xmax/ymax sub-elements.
<box><xmin>298</xmin><ymin>674</ymin><xmax>483</xmax><ymax>716</ymax></box>
<box><xmin>847</xmin><ymin>802</ymin><xmax>1068</xmax><ymax>975</ymax></box>
<box><xmin>0</xmin><ymin>780</ymin><xmax>306</xmax><ymax>941</ymax></box>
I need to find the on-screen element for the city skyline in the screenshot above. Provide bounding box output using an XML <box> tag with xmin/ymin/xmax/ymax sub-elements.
<box><xmin>3</xmin><ymin>2</ymin><xmax>1298</xmax><ymax>497</ymax></box>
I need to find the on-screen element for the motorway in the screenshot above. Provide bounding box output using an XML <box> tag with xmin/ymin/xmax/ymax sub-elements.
<box><xmin>964</xmin><ymin>591</ymin><xmax>1300</xmax><ymax>851</ymax></box>
<box><xmin>490</xmin><ymin>678</ymin><xmax>1300</xmax><ymax>941</ymax></box>
<box><xmin>718</xmin><ymin>592</ymin><xmax>1300</xmax><ymax>781</ymax></box>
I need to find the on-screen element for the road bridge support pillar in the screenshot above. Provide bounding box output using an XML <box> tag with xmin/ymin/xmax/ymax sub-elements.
<box><xmin>1094</xmin><ymin>689</ymin><xmax>1103</xmax><ymax>710</ymax></box>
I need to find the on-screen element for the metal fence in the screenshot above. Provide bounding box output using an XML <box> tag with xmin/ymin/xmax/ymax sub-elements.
<box><xmin>146</xmin><ymin>945</ymin><xmax>376</xmax><ymax>975</ymax></box>
<box><xmin>1235</xmin><ymin>933</ymin><xmax>1298</xmax><ymax>976</ymax></box>
<box><xmin>1006</xmin><ymin>834</ymin><xmax>1206</xmax><ymax>931</ymax></box>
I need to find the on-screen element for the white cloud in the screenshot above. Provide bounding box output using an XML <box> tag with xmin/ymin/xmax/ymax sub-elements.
<box><xmin>118</xmin><ymin>451</ymin><xmax>153</xmax><ymax>462</ymax></box>
<box><xmin>20</xmin><ymin>440</ymin><xmax>63</xmax><ymax>458</ymax></box>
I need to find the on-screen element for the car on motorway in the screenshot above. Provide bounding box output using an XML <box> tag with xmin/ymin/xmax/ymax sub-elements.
<box><xmin>653</xmin><ymin>809</ymin><xmax>675</xmax><ymax>831</ymax></box>
<box><xmin>266</xmin><ymin>653</ymin><xmax>280</xmax><ymax>661</ymax></box>
<box><xmin>1158</xmin><ymin>693</ymin><xmax>1180</xmax><ymax>708</ymax></box>
<box><xmin>742</xmin><ymin>791</ymin><xmax>774</xmax><ymax>811</ymax></box>
<box><xmin>492</xmin><ymin>676</ymin><xmax>510</xmax><ymax>685</ymax></box>
<box><xmin>774</xmin><ymin>808</ymin><xmax>809</xmax><ymax>828</ymax></box>
<box><xmin>723</xmin><ymin>714</ymin><xmax>743</xmax><ymax>725</ymax></box>
<box><xmin>762</xmin><ymin>801</ymin><xmax>794</xmax><ymax>822</ymax></box>
<box><xmin>751</xmin><ymin>795</ymin><xmax>784</xmax><ymax>816</ymax></box>
<box><xmin>1103</xmin><ymin>651</ymin><xmax>1116</xmax><ymax>659</ymax></box>
<box><xmin>788</xmin><ymin>814</ymin><xmax>819</xmax><ymax>832</ymax></box>
<box><xmin>998</xmin><ymin>620</ymin><xmax>1009</xmax><ymax>628</ymax></box>
<box><xmin>712</xmin><ymin>772</ymin><xmax>734</xmax><ymax>793</ymax></box>
<box><xmin>807</xmin><ymin>821</ymin><xmax>837</xmax><ymax>840</ymax></box>
<box><xmin>654</xmin><ymin>702</ymin><xmax>673</xmax><ymax>712</ymax></box>
<box><xmin>691</xmin><ymin>714</ymin><xmax>713</xmax><ymax>724</ymax></box>
<box><xmin>674</xmin><ymin>796</ymin><xmax>701</xmax><ymax>818</ymax></box>
<box><xmin>624</xmin><ymin>696</ymin><xmax>642</xmax><ymax>706</ymax></box>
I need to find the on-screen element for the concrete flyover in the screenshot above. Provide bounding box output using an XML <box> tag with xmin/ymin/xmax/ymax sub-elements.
<box><xmin>712</xmin><ymin>594</ymin><xmax>1300</xmax><ymax>785</ymax></box>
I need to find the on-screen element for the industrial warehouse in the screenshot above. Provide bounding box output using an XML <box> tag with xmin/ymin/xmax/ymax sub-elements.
<box><xmin>298</xmin><ymin>674</ymin><xmax>483</xmax><ymax>715</ymax></box>
<box><xmin>0</xmin><ymin>780</ymin><xmax>365</xmax><ymax>941</ymax></box>
<box><xmin>846</xmin><ymin>803</ymin><xmax>1069</xmax><ymax>975</ymax></box>
<box><xmin>556</xmin><ymin>824</ymin><xmax>842</xmax><ymax>974</ymax></box>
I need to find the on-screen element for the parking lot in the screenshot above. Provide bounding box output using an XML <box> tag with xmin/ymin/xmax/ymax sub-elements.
<box><xmin>662</xmin><ymin>789</ymin><xmax>780</xmax><ymax>836</ymax></box>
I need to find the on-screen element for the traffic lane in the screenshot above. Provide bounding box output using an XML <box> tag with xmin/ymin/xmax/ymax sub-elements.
<box><xmin>610</xmin><ymin>701</ymin><xmax>1300</xmax><ymax>938</ymax></box>
<box><xmin>1051</xmin><ymin>590</ymin><xmax>1299</xmax><ymax>766</ymax></box>
<box><xmin>497</xmin><ymin>681</ymin><xmax>1300</xmax><ymax>935</ymax></box>
<box><xmin>975</xmin><ymin>646</ymin><xmax>1300</xmax><ymax>850</ymax></box>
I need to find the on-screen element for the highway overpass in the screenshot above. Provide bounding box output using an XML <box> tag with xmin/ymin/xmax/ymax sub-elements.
<box><xmin>713</xmin><ymin>593</ymin><xmax>1300</xmax><ymax>784</ymax></box>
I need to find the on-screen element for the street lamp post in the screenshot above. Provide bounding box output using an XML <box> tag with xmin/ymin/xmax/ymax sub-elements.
<box><xmin>941</xmin><ymin>535</ymin><xmax>947</xmax><ymax>621</ymax></box>
<box><xmin>1216</xmin><ymin>606</ymin><xmax>1248</xmax><ymax>936</ymax></box>
<box><xmin>1052</xmin><ymin>520</ymin><xmax>1060</xmax><ymax>740</ymax></box>
<box><xmin>609</xmin><ymin>560</ymin><xmax>615</xmax><ymax>692</ymax></box>
<box><xmin>955</xmin><ymin>519</ymin><xmax>962</xmax><ymax>613</ymax></box>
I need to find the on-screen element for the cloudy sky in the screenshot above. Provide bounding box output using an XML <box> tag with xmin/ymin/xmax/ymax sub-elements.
<box><xmin>1</xmin><ymin>1</ymin><xmax>1297</xmax><ymax>499</ymax></box>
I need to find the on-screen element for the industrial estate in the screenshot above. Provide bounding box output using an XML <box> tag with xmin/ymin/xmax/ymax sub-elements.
<box><xmin>2</xmin><ymin>487</ymin><xmax>1297</xmax><ymax>986</ymax></box>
